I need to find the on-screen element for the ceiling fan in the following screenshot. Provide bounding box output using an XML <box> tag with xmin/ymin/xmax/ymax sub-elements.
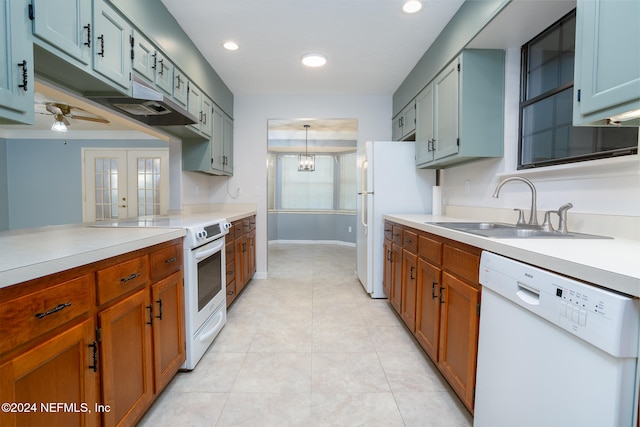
<box><xmin>37</xmin><ymin>102</ymin><xmax>110</xmax><ymax>131</ymax></box>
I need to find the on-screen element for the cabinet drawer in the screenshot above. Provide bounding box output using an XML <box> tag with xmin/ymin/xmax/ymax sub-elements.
<box><xmin>226</xmin><ymin>280</ymin><xmax>236</xmax><ymax>307</ymax></box>
<box><xmin>225</xmin><ymin>240</ymin><xmax>235</xmax><ymax>262</ymax></box>
<box><xmin>403</xmin><ymin>230</ymin><xmax>418</xmax><ymax>253</ymax></box>
<box><xmin>150</xmin><ymin>244</ymin><xmax>182</xmax><ymax>282</ymax></box>
<box><xmin>232</xmin><ymin>220</ymin><xmax>243</xmax><ymax>239</ymax></box>
<box><xmin>0</xmin><ymin>274</ymin><xmax>93</xmax><ymax>355</ymax></box>
<box><xmin>96</xmin><ymin>256</ymin><xmax>149</xmax><ymax>305</ymax></box>
<box><xmin>248</xmin><ymin>215</ymin><xmax>256</xmax><ymax>231</ymax></box>
<box><xmin>391</xmin><ymin>225</ymin><xmax>404</xmax><ymax>245</ymax></box>
<box><xmin>242</xmin><ymin>218</ymin><xmax>252</xmax><ymax>234</ymax></box>
<box><xmin>384</xmin><ymin>221</ymin><xmax>393</xmax><ymax>241</ymax></box>
<box><xmin>443</xmin><ymin>245</ymin><xmax>480</xmax><ymax>285</ymax></box>
<box><xmin>226</xmin><ymin>259</ymin><xmax>235</xmax><ymax>285</ymax></box>
<box><xmin>419</xmin><ymin>235</ymin><xmax>442</xmax><ymax>265</ymax></box>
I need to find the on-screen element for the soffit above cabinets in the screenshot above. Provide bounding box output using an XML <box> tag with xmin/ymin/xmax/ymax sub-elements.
<box><xmin>467</xmin><ymin>0</ymin><xmax>577</xmax><ymax>49</ymax></box>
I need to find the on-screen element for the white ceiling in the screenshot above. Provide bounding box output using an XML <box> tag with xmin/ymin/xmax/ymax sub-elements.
<box><xmin>159</xmin><ymin>0</ymin><xmax>465</xmax><ymax>96</ymax></box>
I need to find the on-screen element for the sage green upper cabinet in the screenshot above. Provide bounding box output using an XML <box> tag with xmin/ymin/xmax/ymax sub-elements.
<box><xmin>132</xmin><ymin>30</ymin><xmax>174</xmax><ymax>97</ymax></box>
<box><xmin>0</xmin><ymin>0</ymin><xmax>34</xmax><ymax>124</ymax></box>
<box><xmin>415</xmin><ymin>83</ymin><xmax>434</xmax><ymax>165</ymax></box>
<box><xmin>433</xmin><ymin>59</ymin><xmax>460</xmax><ymax>161</ymax></box>
<box><xmin>132</xmin><ymin>29</ymin><xmax>155</xmax><ymax>83</ymax></box>
<box><xmin>31</xmin><ymin>0</ymin><xmax>91</xmax><ymax>66</ymax></box>
<box><xmin>416</xmin><ymin>50</ymin><xmax>505</xmax><ymax>169</ymax></box>
<box><xmin>187</xmin><ymin>83</ymin><xmax>213</xmax><ymax>138</ymax></box>
<box><xmin>222</xmin><ymin>113</ymin><xmax>234</xmax><ymax>175</ymax></box>
<box><xmin>392</xmin><ymin>100</ymin><xmax>416</xmax><ymax>141</ymax></box>
<box><xmin>92</xmin><ymin>0</ymin><xmax>132</xmax><ymax>91</ymax></box>
<box><xmin>173</xmin><ymin>68</ymin><xmax>188</xmax><ymax>107</ymax></box>
<box><xmin>573</xmin><ymin>0</ymin><xmax>640</xmax><ymax>126</ymax></box>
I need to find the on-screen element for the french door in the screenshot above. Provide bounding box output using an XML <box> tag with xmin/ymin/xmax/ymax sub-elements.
<box><xmin>82</xmin><ymin>148</ymin><xmax>169</xmax><ymax>222</ymax></box>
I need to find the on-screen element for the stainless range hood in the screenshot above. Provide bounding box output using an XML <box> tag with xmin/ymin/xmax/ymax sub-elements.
<box><xmin>89</xmin><ymin>76</ymin><xmax>197</xmax><ymax>127</ymax></box>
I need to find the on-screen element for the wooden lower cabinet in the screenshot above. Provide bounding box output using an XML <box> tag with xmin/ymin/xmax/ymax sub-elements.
<box><xmin>230</xmin><ymin>216</ymin><xmax>256</xmax><ymax>301</ymax></box>
<box><xmin>382</xmin><ymin>238</ymin><xmax>392</xmax><ymax>298</ymax></box>
<box><xmin>0</xmin><ymin>318</ymin><xmax>99</xmax><ymax>427</ymax></box>
<box><xmin>99</xmin><ymin>288</ymin><xmax>154</xmax><ymax>427</ymax></box>
<box><xmin>0</xmin><ymin>238</ymin><xmax>186</xmax><ymax>427</ymax></box>
<box><xmin>385</xmin><ymin>221</ymin><xmax>481</xmax><ymax>413</ymax></box>
<box><xmin>437</xmin><ymin>272</ymin><xmax>480</xmax><ymax>411</ymax></box>
<box><xmin>151</xmin><ymin>271</ymin><xmax>185</xmax><ymax>393</ymax></box>
<box><xmin>400</xmin><ymin>249</ymin><xmax>418</xmax><ymax>331</ymax></box>
<box><xmin>415</xmin><ymin>257</ymin><xmax>441</xmax><ymax>362</ymax></box>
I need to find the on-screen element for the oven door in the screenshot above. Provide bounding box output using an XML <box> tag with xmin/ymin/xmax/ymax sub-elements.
<box><xmin>191</xmin><ymin>237</ymin><xmax>226</xmax><ymax>330</ymax></box>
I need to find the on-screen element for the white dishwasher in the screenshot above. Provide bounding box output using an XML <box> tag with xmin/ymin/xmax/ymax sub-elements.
<box><xmin>474</xmin><ymin>251</ymin><xmax>639</xmax><ymax>427</ymax></box>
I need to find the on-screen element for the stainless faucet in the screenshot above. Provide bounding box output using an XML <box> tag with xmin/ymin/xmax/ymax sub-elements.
<box><xmin>556</xmin><ymin>202</ymin><xmax>573</xmax><ymax>233</ymax></box>
<box><xmin>492</xmin><ymin>177</ymin><xmax>538</xmax><ymax>226</ymax></box>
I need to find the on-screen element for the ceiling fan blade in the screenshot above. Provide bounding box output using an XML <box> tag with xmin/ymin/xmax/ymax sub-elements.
<box><xmin>70</xmin><ymin>115</ymin><xmax>110</xmax><ymax>124</ymax></box>
<box><xmin>46</xmin><ymin>104</ymin><xmax>63</xmax><ymax>115</ymax></box>
<box><xmin>62</xmin><ymin>116</ymin><xmax>71</xmax><ymax>126</ymax></box>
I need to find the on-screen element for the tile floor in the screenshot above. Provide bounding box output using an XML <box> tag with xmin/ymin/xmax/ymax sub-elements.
<box><xmin>139</xmin><ymin>243</ymin><xmax>473</xmax><ymax>426</ymax></box>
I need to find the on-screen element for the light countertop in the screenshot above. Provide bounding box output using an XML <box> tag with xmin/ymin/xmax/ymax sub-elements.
<box><xmin>0</xmin><ymin>208</ymin><xmax>256</xmax><ymax>290</ymax></box>
<box><xmin>0</xmin><ymin>225</ymin><xmax>186</xmax><ymax>289</ymax></box>
<box><xmin>385</xmin><ymin>214</ymin><xmax>640</xmax><ymax>298</ymax></box>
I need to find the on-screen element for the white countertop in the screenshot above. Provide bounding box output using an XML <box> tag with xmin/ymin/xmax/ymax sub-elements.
<box><xmin>0</xmin><ymin>208</ymin><xmax>256</xmax><ymax>290</ymax></box>
<box><xmin>385</xmin><ymin>214</ymin><xmax>640</xmax><ymax>298</ymax></box>
<box><xmin>0</xmin><ymin>224</ymin><xmax>186</xmax><ymax>289</ymax></box>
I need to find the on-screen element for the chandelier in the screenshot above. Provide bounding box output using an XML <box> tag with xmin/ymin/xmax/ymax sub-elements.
<box><xmin>298</xmin><ymin>124</ymin><xmax>315</xmax><ymax>171</ymax></box>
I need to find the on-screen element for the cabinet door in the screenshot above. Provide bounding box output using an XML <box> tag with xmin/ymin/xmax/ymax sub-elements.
<box><xmin>415</xmin><ymin>82</ymin><xmax>434</xmax><ymax>166</ymax></box>
<box><xmin>131</xmin><ymin>30</ymin><xmax>155</xmax><ymax>83</ymax></box>
<box><xmin>382</xmin><ymin>238</ymin><xmax>392</xmax><ymax>299</ymax></box>
<box><xmin>574</xmin><ymin>0</ymin><xmax>640</xmax><ymax>120</ymax></box>
<box><xmin>201</xmin><ymin>94</ymin><xmax>214</xmax><ymax>138</ymax></box>
<box><xmin>247</xmin><ymin>229</ymin><xmax>256</xmax><ymax>277</ymax></box>
<box><xmin>390</xmin><ymin>243</ymin><xmax>403</xmax><ymax>313</ymax></box>
<box><xmin>99</xmin><ymin>289</ymin><xmax>154</xmax><ymax>427</ymax></box>
<box><xmin>0</xmin><ymin>318</ymin><xmax>99</xmax><ymax>427</ymax></box>
<box><xmin>187</xmin><ymin>82</ymin><xmax>202</xmax><ymax>133</ymax></box>
<box><xmin>151</xmin><ymin>271</ymin><xmax>185</xmax><ymax>393</ymax></box>
<box><xmin>0</xmin><ymin>0</ymin><xmax>34</xmax><ymax>124</ymax></box>
<box><xmin>223</xmin><ymin>114</ymin><xmax>234</xmax><ymax>174</ymax></box>
<box><xmin>400</xmin><ymin>250</ymin><xmax>417</xmax><ymax>332</ymax></box>
<box><xmin>154</xmin><ymin>51</ymin><xmax>174</xmax><ymax>96</ymax></box>
<box><xmin>434</xmin><ymin>59</ymin><xmax>459</xmax><ymax>161</ymax></box>
<box><xmin>403</xmin><ymin>101</ymin><xmax>416</xmax><ymax>137</ymax></box>
<box><xmin>211</xmin><ymin>108</ymin><xmax>224</xmax><ymax>171</ymax></box>
<box><xmin>234</xmin><ymin>236</ymin><xmax>246</xmax><ymax>294</ymax></box>
<box><xmin>173</xmin><ymin>69</ymin><xmax>188</xmax><ymax>107</ymax></box>
<box><xmin>93</xmin><ymin>0</ymin><xmax>132</xmax><ymax>91</ymax></box>
<box><xmin>32</xmin><ymin>0</ymin><xmax>91</xmax><ymax>65</ymax></box>
<box><xmin>415</xmin><ymin>257</ymin><xmax>441</xmax><ymax>362</ymax></box>
<box><xmin>437</xmin><ymin>272</ymin><xmax>479</xmax><ymax>412</ymax></box>
<box><xmin>392</xmin><ymin>114</ymin><xmax>403</xmax><ymax>141</ymax></box>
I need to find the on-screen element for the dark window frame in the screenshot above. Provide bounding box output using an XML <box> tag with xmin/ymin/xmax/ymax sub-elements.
<box><xmin>518</xmin><ymin>10</ymin><xmax>638</xmax><ymax>169</ymax></box>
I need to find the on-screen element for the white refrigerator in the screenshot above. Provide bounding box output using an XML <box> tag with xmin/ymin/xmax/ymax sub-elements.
<box><xmin>356</xmin><ymin>141</ymin><xmax>435</xmax><ymax>298</ymax></box>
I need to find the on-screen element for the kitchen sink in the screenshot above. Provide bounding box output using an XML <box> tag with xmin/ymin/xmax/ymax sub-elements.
<box><xmin>427</xmin><ymin>222</ymin><xmax>611</xmax><ymax>239</ymax></box>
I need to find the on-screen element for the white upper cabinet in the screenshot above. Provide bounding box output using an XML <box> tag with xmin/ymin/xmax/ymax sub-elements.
<box><xmin>573</xmin><ymin>0</ymin><xmax>640</xmax><ymax>126</ymax></box>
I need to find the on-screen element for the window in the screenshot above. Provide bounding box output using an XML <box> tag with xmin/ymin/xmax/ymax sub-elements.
<box><xmin>268</xmin><ymin>152</ymin><xmax>356</xmax><ymax>212</ymax></box>
<box><xmin>519</xmin><ymin>10</ymin><xmax>638</xmax><ymax>169</ymax></box>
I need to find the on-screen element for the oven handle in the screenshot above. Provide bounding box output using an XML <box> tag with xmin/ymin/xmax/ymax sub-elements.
<box><xmin>193</xmin><ymin>239</ymin><xmax>224</xmax><ymax>261</ymax></box>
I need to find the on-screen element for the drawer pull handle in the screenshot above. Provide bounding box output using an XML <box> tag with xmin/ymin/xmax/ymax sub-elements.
<box><xmin>439</xmin><ymin>287</ymin><xmax>445</xmax><ymax>304</ymax></box>
<box><xmin>431</xmin><ymin>281</ymin><xmax>438</xmax><ymax>299</ymax></box>
<box><xmin>88</xmin><ymin>341</ymin><xmax>98</xmax><ymax>372</ymax></box>
<box><xmin>156</xmin><ymin>299</ymin><xmax>163</xmax><ymax>320</ymax></box>
<box><xmin>164</xmin><ymin>257</ymin><xmax>177</xmax><ymax>264</ymax></box>
<box><xmin>35</xmin><ymin>302</ymin><xmax>71</xmax><ymax>319</ymax></box>
<box><xmin>97</xmin><ymin>34</ymin><xmax>104</xmax><ymax>57</ymax></box>
<box><xmin>120</xmin><ymin>272</ymin><xmax>141</xmax><ymax>283</ymax></box>
<box><xmin>410</xmin><ymin>266</ymin><xmax>415</xmax><ymax>280</ymax></box>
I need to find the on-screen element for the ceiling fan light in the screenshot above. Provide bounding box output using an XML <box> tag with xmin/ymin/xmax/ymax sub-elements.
<box><xmin>51</xmin><ymin>119</ymin><xmax>67</xmax><ymax>132</ymax></box>
<box><xmin>301</xmin><ymin>53</ymin><xmax>327</xmax><ymax>67</ymax></box>
<box><xmin>402</xmin><ymin>0</ymin><xmax>422</xmax><ymax>13</ymax></box>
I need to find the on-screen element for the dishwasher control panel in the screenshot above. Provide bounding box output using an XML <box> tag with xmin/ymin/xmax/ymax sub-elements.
<box><xmin>480</xmin><ymin>251</ymin><xmax>639</xmax><ymax>358</ymax></box>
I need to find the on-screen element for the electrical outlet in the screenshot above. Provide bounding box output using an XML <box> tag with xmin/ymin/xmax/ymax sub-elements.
<box><xmin>348</xmin><ymin>226</ymin><xmax>352</xmax><ymax>233</ymax></box>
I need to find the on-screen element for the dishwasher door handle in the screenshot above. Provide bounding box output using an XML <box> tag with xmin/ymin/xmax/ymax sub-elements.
<box><xmin>516</xmin><ymin>282</ymin><xmax>540</xmax><ymax>305</ymax></box>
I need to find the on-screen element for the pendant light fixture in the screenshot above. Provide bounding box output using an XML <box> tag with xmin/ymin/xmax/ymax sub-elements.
<box><xmin>298</xmin><ymin>124</ymin><xmax>315</xmax><ymax>171</ymax></box>
<box><xmin>51</xmin><ymin>115</ymin><xmax>68</xmax><ymax>132</ymax></box>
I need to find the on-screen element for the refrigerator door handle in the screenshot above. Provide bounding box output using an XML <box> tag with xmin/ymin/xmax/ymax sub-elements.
<box><xmin>361</xmin><ymin>192</ymin><xmax>368</xmax><ymax>228</ymax></box>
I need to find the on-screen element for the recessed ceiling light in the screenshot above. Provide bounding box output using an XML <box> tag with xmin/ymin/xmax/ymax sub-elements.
<box><xmin>402</xmin><ymin>0</ymin><xmax>422</xmax><ymax>13</ymax></box>
<box><xmin>301</xmin><ymin>53</ymin><xmax>327</xmax><ymax>67</ymax></box>
<box><xmin>223</xmin><ymin>41</ymin><xmax>239</xmax><ymax>51</ymax></box>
